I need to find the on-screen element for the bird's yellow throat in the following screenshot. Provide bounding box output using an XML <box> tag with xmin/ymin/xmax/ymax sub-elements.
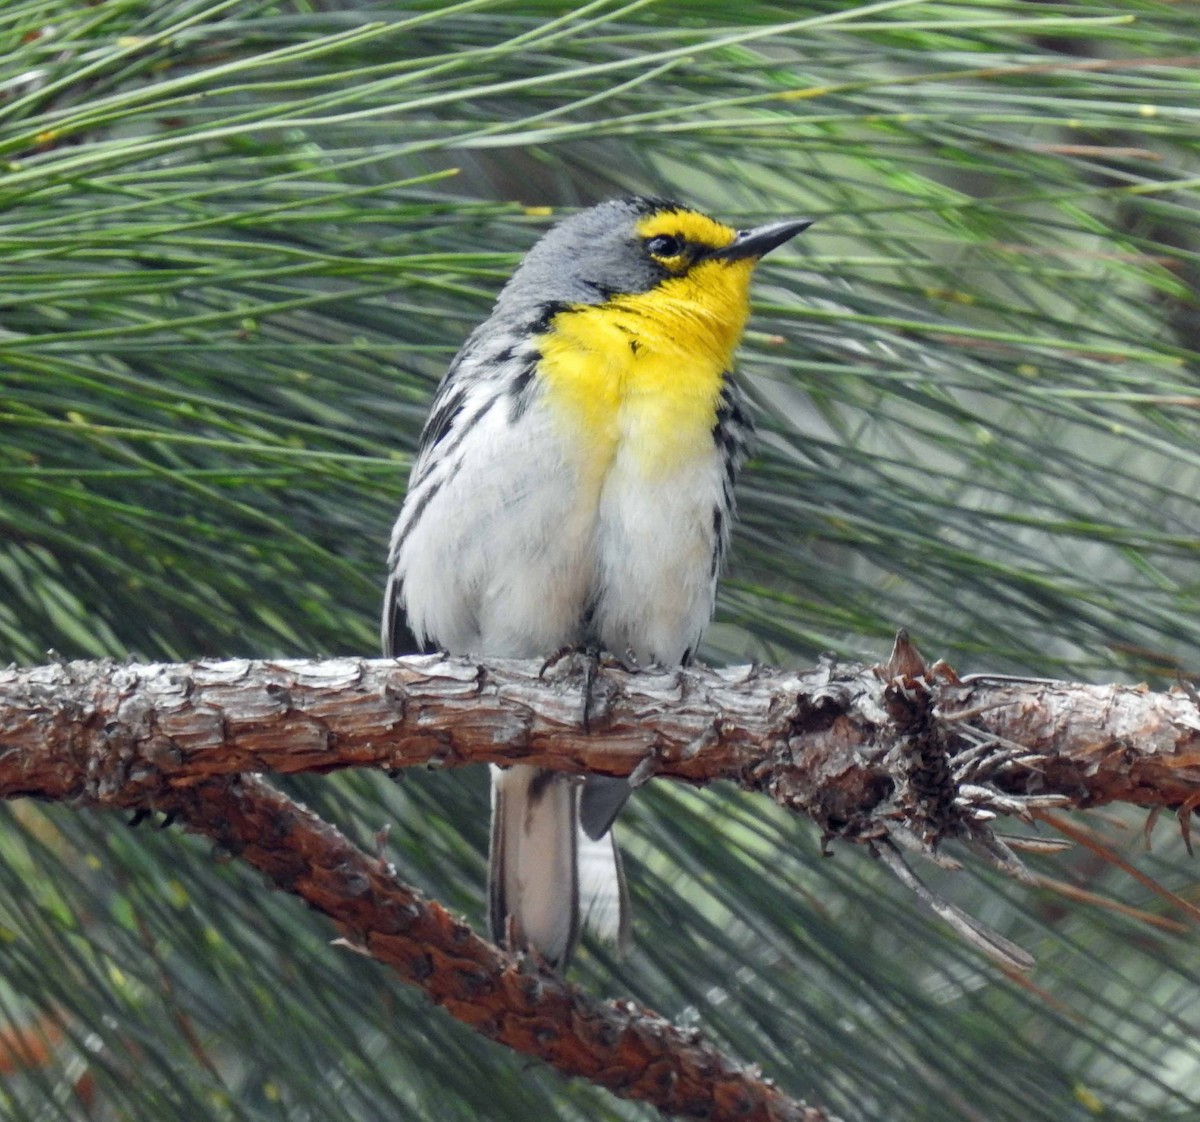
<box><xmin>534</xmin><ymin>255</ymin><xmax>756</xmax><ymax>478</ymax></box>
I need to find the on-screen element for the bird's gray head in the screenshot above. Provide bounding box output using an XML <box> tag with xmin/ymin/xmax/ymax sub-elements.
<box><xmin>491</xmin><ymin>197</ymin><xmax>811</xmax><ymax>320</ymax></box>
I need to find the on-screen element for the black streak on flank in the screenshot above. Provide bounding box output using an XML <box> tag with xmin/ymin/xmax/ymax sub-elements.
<box><xmin>420</xmin><ymin>386</ymin><xmax>467</xmax><ymax>452</ymax></box>
<box><xmin>710</xmin><ymin>506</ymin><xmax>724</xmax><ymax>578</ymax></box>
<box><xmin>491</xmin><ymin>342</ymin><xmax>518</xmax><ymax>366</ymax></box>
<box><xmin>507</xmin><ymin>359</ymin><xmax>538</xmax><ymax>423</ymax></box>
<box><xmin>713</xmin><ymin>379</ymin><xmax>747</xmax><ymax>443</ymax></box>
<box><xmin>721</xmin><ymin>477</ymin><xmax>735</xmax><ymax>520</ymax></box>
<box><xmin>713</xmin><ymin>379</ymin><xmax>751</xmax><ymax>487</ymax></box>
<box><xmin>389</xmin><ymin>476</ymin><xmax>443</xmax><ymax>556</ymax></box>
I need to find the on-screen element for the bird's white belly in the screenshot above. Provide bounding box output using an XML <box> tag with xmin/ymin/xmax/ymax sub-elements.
<box><xmin>399</xmin><ymin>387</ymin><xmax>722</xmax><ymax>664</ymax></box>
<box><xmin>592</xmin><ymin>439</ymin><xmax>723</xmax><ymax>666</ymax></box>
<box><xmin>398</xmin><ymin>400</ymin><xmax>597</xmax><ymax>658</ymax></box>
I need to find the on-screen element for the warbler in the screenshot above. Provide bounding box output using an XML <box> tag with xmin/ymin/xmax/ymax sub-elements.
<box><xmin>382</xmin><ymin>197</ymin><xmax>810</xmax><ymax>967</ymax></box>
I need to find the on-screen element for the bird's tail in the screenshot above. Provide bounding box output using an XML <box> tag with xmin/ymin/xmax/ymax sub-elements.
<box><xmin>489</xmin><ymin>764</ymin><xmax>629</xmax><ymax>967</ymax></box>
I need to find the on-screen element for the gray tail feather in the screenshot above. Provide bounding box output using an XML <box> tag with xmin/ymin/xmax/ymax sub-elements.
<box><xmin>489</xmin><ymin>764</ymin><xmax>580</xmax><ymax>967</ymax></box>
<box><xmin>579</xmin><ymin>774</ymin><xmax>632</xmax><ymax>840</ymax></box>
<box><xmin>489</xmin><ymin>765</ymin><xmax>631</xmax><ymax>967</ymax></box>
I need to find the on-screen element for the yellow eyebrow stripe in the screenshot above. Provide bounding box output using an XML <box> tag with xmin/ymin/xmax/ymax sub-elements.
<box><xmin>635</xmin><ymin>209</ymin><xmax>736</xmax><ymax>250</ymax></box>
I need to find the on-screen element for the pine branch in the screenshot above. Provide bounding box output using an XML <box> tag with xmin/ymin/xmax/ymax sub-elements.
<box><xmin>1</xmin><ymin>640</ymin><xmax>1198</xmax><ymax>1115</ymax></box>
<box><xmin>157</xmin><ymin>773</ymin><xmax>832</xmax><ymax>1122</ymax></box>
<box><xmin>1</xmin><ymin>645</ymin><xmax>1197</xmax><ymax>821</ymax></box>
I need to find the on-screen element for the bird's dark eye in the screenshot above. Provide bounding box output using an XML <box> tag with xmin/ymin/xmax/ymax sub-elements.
<box><xmin>645</xmin><ymin>234</ymin><xmax>684</xmax><ymax>258</ymax></box>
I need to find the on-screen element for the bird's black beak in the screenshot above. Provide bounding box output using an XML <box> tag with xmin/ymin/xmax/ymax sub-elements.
<box><xmin>706</xmin><ymin>218</ymin><xmax>814</xmax><ymax>263</ymax></box>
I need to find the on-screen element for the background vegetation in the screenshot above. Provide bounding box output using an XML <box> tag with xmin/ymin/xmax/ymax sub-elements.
<box><xmin>0</xmin><ymin>2</ymin><xmax>1197</xmax><ymax>1119</ymax></box>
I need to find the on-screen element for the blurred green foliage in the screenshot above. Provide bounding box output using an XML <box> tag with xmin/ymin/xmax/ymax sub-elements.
<box><xmin>0</xmin><ymin>3</ymin><xmax>1197</xmax><ymax>1120</ymax></box>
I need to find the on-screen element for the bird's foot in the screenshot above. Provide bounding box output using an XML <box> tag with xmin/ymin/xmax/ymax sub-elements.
<box><xmin>539</xmin><ymin>644</ymin><xmax>612</xmax><ymax>732</ymax></box>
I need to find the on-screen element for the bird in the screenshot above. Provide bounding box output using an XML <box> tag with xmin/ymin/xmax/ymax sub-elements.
<box><xmin>382</xmin><ymin>196</ymin><xmax>811</xmax><ymax>968</ymax></box>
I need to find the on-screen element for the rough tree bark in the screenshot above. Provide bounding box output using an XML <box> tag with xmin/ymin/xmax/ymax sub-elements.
<box><xmin>3</xmin><ymin>645</ymin><xmax>1198</xmax><ymax>817</ymax></box>
<box><xmin>1</xmin><ymin>638</ymin><xmax>1198</xmax><ymax>1121</ymax></box>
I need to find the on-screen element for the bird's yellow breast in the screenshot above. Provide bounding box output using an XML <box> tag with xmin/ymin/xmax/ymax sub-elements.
<box><xmin>534</xmin><ymin>257</ymin><xmax>756</xmax><ymax>479</ymax></box>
